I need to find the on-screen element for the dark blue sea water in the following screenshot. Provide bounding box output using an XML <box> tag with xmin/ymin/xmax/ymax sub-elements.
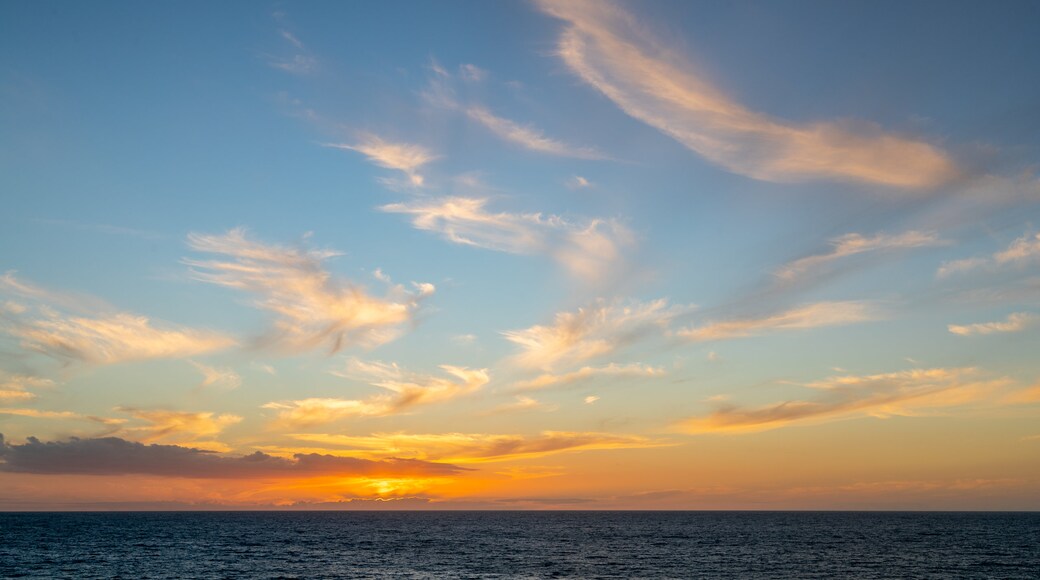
<box><xmin>1</xmin><ymin>511</ymin><xmax>1037</xmax><ymax>579</ymax></box>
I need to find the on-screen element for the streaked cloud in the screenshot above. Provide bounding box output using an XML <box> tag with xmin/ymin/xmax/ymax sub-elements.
<box><xmin>287</xmin><ymin>431</ymin><xmax>666</xmax><ymax>463</ymax></box>
<box><xmin>0</xmin><ymin>374</ymin><xmax>53</xmax><ymax>401</ymax></box>
<box><xmin>325</xmin><ymin>133</ymin><xmax>438</xmax><ymax>187</ymax></box>
<box><xmin>0</xmin><ymin>273</ymin><xmax>234</xmax><ymax>365</ymax></box>
<box><xmin>380</xmin><ymin>197</ymin><xmax>633</xmax><ymax>281</ymax></box>
<box><xmin>776</xmin><ymin>231</ymin><xmax>946</xmax><ymax>281</ymax></box>
<box><xmin>422</xmin><ymin>60</ymin><xmax>604</xmax><ymax>160</ymax></box>
<box><xmin>938</xmin><ymin>232</ymin><xmax>1040</xmax><ymax>277</ymax></box>
<box><xmin>185</xmin><ymin>228</ymin><xmax>433</xmax><ymax>354</ymax></box>
<box><xmin>584</xmin><ymin>395</ymin><xmax>600</xmax><ymax>404</ymax></box>
<box><xmin>503</xmin><ymin>298</ymin><xmax>691</xmax><ymax>370</ymax></box>
<box><xmin>458</xmin><ymin>63</ymin><xmax>487</xmax><ymax>83</ymax></box>
<box><xmin>115</xmin><ymin>408</ymin><xmax>242</xmax><ymax>447</ymax></box>
<box><xmin>264</xmin><ymin>360</ymin><xmax>489</xmax><ymax>427</ymax></box>
<box><xmin>676</xmin><ymin>301</ymin><xmax>874</xmax><ymax>342</ymax></box>
<box><xmin>513</xmin><ymin>362</ymin><xmax>664</xmax><ymax>391</ymax></box>
<box><xmin>189</xmin><ymin>361</ymin><xmax>242</xmax><ymax>389</ymax></box>
<box><xmin>0</xmin><ymin>435</ymin><xmax>466</xmax><ymax>478</ymax></box>
<box><xmin>567</xmin><ymin>176</ymin><xmax>592</xmax><ymax>189</ymax></box>
<box><xmin>467</xmin><ymin>107</ymin><xmax>605</xmax><ymax>159</ymax></box>
<box><xmin>679</xmin><ymin>367</ymin><xmax>1006</xmax><ymax>434</ymax></box>
<box><xmin>948</xmin><ymin>312</ymin><xmax>1035</xmax><ymax>336</ymax></box>
<box><xmin>488</xmin><ymin>395</ymin><xmax>558</xmax><ymax>414</ymax></box>
<box><xmin>536</xmin><ymin>0</ymin><xmax>956</xmax><ymax>188</ymax></box>
<box><xmin>267</xmin><ymin>22</ymin><xmax>317</xmax><ymax>75</ymax></box>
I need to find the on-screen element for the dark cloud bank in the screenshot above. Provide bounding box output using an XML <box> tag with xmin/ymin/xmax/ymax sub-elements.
<box><xmin>0</xmin><ymin>434</ymin><xmax>467</xmax><ymax>478</ymax></box>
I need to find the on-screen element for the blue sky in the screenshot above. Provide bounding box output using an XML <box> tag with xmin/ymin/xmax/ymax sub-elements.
<box><xmin>1</xmin><ymin>0</ymin><xmax>1039</xmax><ymax>509</ymax></box>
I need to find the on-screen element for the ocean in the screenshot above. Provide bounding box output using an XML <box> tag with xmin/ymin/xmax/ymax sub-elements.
<box><xmin>1</xmin><ymin>511</ymin><xmax>1037</xmax><ymax>578</ymax></box>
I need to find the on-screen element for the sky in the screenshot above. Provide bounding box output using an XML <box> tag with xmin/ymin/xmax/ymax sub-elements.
<box><xmin>1</xmin><ymin>0</ymin><xmax>1039</xmax><ymax>510</ymax></box>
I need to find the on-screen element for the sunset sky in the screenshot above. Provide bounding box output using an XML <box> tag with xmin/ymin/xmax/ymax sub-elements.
<box><xmin>2</xmin><ymin>0</ymin><xmax>1039</xmax><ymax>510</ymax></box>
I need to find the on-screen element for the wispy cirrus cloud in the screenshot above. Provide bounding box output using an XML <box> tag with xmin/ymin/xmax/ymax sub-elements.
<box><xmin>487</xmin><ymin>395</ymin><xmax>558</xmax><ymax>415</ymax></box>
<box><xmin>938</xmin><ymin>232</ymin><xmax>1040</xmax><ymax>277</ymax></box>
<box><xmin>423</xmin><ymin>60</ymin><xmax>605</xmax><ymax>160</ymax></box>
<box><xmin>0</xmin><ymin>435</ymin><xmax>466</xmax><ymax>479</ymax></box>
<box><xmin>263</xmin><ymin>360</ymin><xmax>489</xmax><ymax>427</ymax></box>
<box><xmin>513</xmin><ymin>362</ymin><xmax>664</xmax><ymax>391</ymax></box>
<box><xmin>185</xmin><ymin>228</ymin><xmax>433</xmax><ymax>355</ymax></box>
<box><xmin>0</xmin><ymin>374</ymin><xmax>53</xmax><ymax>401</ymax></box>
<box><xmin>0</xmin><ymin>273</ymin><xmax>234</xmax><ymax>366</ymax></box>
<box><xmin>948</xmin><ymin>312</ymin><xmax>1036</xmax><ymax>336</ymax></box>
<box><xmin>287</xmin><ymin>431</ymin><xmax>666</xmax><ymax>463</ymax></box>
<box><xmin>503</xmin><ymin>298</ymin><xmax>691</xmax><ymax>370</ymax></box>
<box><xmin>267</xmin><ymin>16</ymin><xmax>318</xmax><ymax>75</ymax></box>
<box><xmin>467</xmin><ymin>107</ymin><xmax>605</xmax><ymax>160</ymax></box>
<box><xmin>776</xmin><ymin>231</ymin><xmax>947</xmax><ymax>281</ymax></box>
<box><xmin>679</xmin><ymin>367</ymin><xmax>1007</xmax><ymax>434</ymax></box>
<box><xmin>115</xmin><ymin>407</ymin><xmax>242</xmax><ymax>447</ymax></box>
<box><xmin>536</xmin><ymin>0</ymin><xmax>957</xmax><ymax>188</ymax></box>
<box><xmin>325</xmin><ymin>133</ymin><xmax>438</xmax><ymax>187</ymax></box>
<box><xmin>189</xmin><ymin>361</ymin><xmax>242</xmax><ymax>389</ymax></box>
<box><xmin>380</xmin><ymin>197</ymin><xmax>633</xmax><ymax>281</ymax></box>
<box><xmin>676</xmin><ymin>301</ymin><xmax>874</xmax><ymax>342</ymax></box>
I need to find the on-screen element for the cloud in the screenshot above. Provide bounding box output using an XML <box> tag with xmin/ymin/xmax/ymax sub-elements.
<box><xmin>487</xmin><ymin>395</ymin><xmax>558</xmax><ymax>414</ymax></box>
<box><xmin>676</xmin><ymin>301</ymin><xmax>874</xmax><ymax>342</ymax></box>
<box><xmin>421</xmin><ymin>60</ymin><xmax>604</xmax><ymax>160</ymax></box>
<box><xmin>0</xmin><ymin>408</ymin><xmax>82</xmax><ymax>420</ymax></box>
<box><xmin>286</xmin><ymin>431</ymin><xmax>665</xmax><ymax>463</ymax></box>
<box><xmin>567</xmin><ymin>176</ymin><xmax>592</xmax><ymax>189</ymax></box>
<box><xmin>380</xmin><ymin>196</ymin><xmax>633</xmax><ymax>281</ymax></box>
<box><xmin>466</xmin><ymin>107</ymin><xmax>605</xmax><ymax>159</ymax></box>
<box><xmin>503</xmin><ymin>298</ymin><xmax>691</xmax><ymax>370</ymax></box>
<box><xmin>938</xmin><ymin>232</ymin><xmax>1040</xmax><ymax>277</ymax></box>
<box><xmin>267</xmin><ymin>24</ymin><xmax>317</xmax><ymax>74</ymax></box>
<box><xmin>325</xmin><ymin>133</ymin><xmax>437</xmax><ymax>186</ymax></box>
<box><xmin>0</xmin><ymin>435</ymin><xmax>466</xmax><ymax>478</ymax></box>
<box><xmin>948</xmin><ymin>312</ymin><xmax>1035</xmax><ymax>336</ymax></box>
<box><xmin>0</xmin><ymin>273</ymin><xmax>234</xmax><ymax>365</ymax></box>
<box><xmin>584</xmin><ymin>395</ymin><xmax>600</xmax><ymax>404</ymax></box>
<box><xmin>115</xmin><ymin>408</ymin><xmax>242</xmax><ymax>447</ymax></box>
<box><xmin>679</xmin><ymin>367</ymin><xmax>1005</xmax><ymax>434</ymax></box>
<box><xmin>264</xmin><ymin>361</ymin><xmax>489</xmax><ymax>427</ymax></box>
<box><xmin>0</xmin><ymin>374</ymin><xmax>53</xmax><ymax>401</ymax></box>
<box><xmin>458</xmin><ymin>63</ymin><xmax>487</xmax><ymax>83</ymax></box>
<box><xmin>185</xmin><ymin>228</ymin><xmax>433</xmax><ymax>354</ymax></box>
<box><xmin>189</xmin><ymin>361</ymin><xmax>242</xmax><ymax>389</ymax></box>
<box><xmin>536</xmin><ymin>0</ymin><xmax>956</xmax><ymax>188</ymax></box>
<box><xmin>513</xmin><ymin>362</ymin><xmax>664</xmax><ymax>391</ymax></box>
<box><xmin>776</xmin><ymin>231</ymin><xmax>946</xmax><ymax>281</ymax></box>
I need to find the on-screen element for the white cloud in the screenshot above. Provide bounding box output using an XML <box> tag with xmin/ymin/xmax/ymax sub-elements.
<box><xmin>0</xmin><ymin>273</ymin><xmax>233</xmax><ymax>365</ymax></box>
<box><xmin>185</xmin><ymin>228</ymin><xmax>432</xmax><ymax>354</ymax></box>
<box><xmin>0</xmin><ymin>374</ymin><xmax>53</xmax><ymax>401</ymax></box>
<box><xmin>536</xmin><ymin>0</ymin><xmax>956</xmax><ymax>188</ymax></box>
<box><xmin>467</xmin><ymin>107</ymin><xmax>605</xmax><ymax>159</ymax></box>
<box><xmin>938</xmin><ymin>232</ymin><xmax>1040</xmax><ymax>278</ymax></box>
<box><xmin>489</xmin><ymin>395</ymin><xmax>558</xmax><ymax>414</ymax></box>
<box><xmin>503</xmin><ymin>298</ymin><xmax>691</xmax><ymax>370</ymax></box>
<box><xmin>948</xmin><ymin>312</ymin><xmax>1035</xmax><ymax>336</ymax></box>
<box><xmin>326</xmin><ymin>133</ymin><xmax>437</xmax><ymax>186</ymax></box>
<box><xmin>189</xmin><ymin>361</ymin><xmax>242</xmax><ymax>389</ymax></box>
<box><xmin>514</xmin><ymin>362</ymin><xmax>664</xmax><ymax>391</ymax></box>
<box><xmin>567</xmin><ymin>176</ymin><xmax>592</xmax><ymax>189</ymax></box>
<box><xmin>776</xmin><ymin>231</ymin><xmax>946</xmax><ymax>281</ymax></box>
<box><xmin>264</xmin><ymin>360</ymin><xmax>489</xmax><ymax>427</ymax></box>
<box><xmin>680</xmin><ymin>367</ymin><xmax>1007</xmax><ymax>433</ymax></box>
<box><xmin>381</xmin><ymin>196</ymin><xmax>633</xmax><ymax>281</ymax></box>
<box><xmin>459</xmin><ymin>63</ymin><xmax>487</xmax><ymax>82</ymax></box>
<box><xmin>677</xmin><ymin>301</ymin><xmax>874</xmax><ymax>342</ymax></box>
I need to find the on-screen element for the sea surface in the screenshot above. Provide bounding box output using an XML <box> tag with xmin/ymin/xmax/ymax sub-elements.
<box><xmin>1</xmin><ymin>511</ymin><xmax>1037</xmax><ymax>579</ymax></box>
